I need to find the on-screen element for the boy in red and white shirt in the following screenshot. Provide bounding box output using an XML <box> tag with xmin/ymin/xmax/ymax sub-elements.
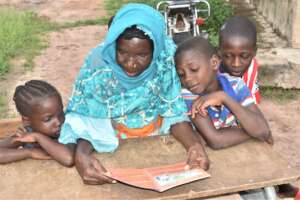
<box><xmin>218</xmin><ymin>16</ymin><xmax>260</xmax><ymax>103</ymax></box>
<box><xmin>218</xmin><ymin>15</ymin><xmax>299</xmax><ymax>199</ymax></box>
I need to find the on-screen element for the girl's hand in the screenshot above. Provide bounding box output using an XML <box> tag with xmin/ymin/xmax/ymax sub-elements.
<box><xmin>191</xmin><ymin>91</ymin><xmax>225</xmax><ymax>118</ymax></box>
<box><xmin>29</xmin><ymin>148</ymin><xmax>51</xmax><ymax>160</ymax></box>
<box><xmin>186</xmin><ymin>143</ymin><xmax>209</xmax><ymax>170</ymax></box>
<box><xmin>265</xmin><ymin>132</ymin><xmax>274</xmax><ymax>145</ymax></box>
<box><xmin>11</xmin><ymin>133</ymin><xmax>38</xmax><ymax>143</ymax></box>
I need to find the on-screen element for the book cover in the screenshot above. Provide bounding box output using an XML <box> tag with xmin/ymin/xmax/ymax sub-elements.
<box><xmin>107</xmin><ymin>162</ymin><xmax>210</xmax><ymax>192</ymax></box>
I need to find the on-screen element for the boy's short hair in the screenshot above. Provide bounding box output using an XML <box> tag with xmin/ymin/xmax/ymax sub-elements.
<box><xmin>219</xmin><ymin>16</ymin><xmax>257</xmax><ymax>47</ymax></box>
<box><xmin>13</xmin><ymin>80</ymin><xmax>61</xmax><ymax>116</ymax></box>
<box><xmin>175</xmin><ymin>36</ymin><xmax>217</xmax><ymax>61</ymax></box>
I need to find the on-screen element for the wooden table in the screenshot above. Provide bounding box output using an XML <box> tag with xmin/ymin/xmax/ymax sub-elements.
<box><xmin>0</xmin><ymin>119</ymin><xmax>299</xmax><ymax>199</ymax></box>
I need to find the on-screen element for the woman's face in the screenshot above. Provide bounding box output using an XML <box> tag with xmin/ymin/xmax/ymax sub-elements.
<box><xmin>116</xmin><ymin>37</ymin><xmax>153</xmax><ymax>77</ymax></box>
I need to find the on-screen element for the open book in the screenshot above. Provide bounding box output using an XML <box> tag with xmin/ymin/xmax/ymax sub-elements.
<box><xmin>107</xmin><ymin>162</ymin><xmax>210</xmax><ymax>192</ymax></box>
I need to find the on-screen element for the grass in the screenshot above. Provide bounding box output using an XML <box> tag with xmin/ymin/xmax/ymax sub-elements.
<box><xmin>260</xmin><ymin>87</ymin><xmax>299</xmax><ymax>103</ymax></box>
<box><xmin>0</xmin><ymin>92</ymin><xmax>8</xmax><ymax>118</ymax></box>
<box><xmin>58</xmin><ymin>18</ymin><xmax>110</xmax><ymax>29</ymax></box>
<box><xmin>0</xmin><ymin>7</ymin><xmax>57</xmax><ymax>75</ymax></box>
<box><xmin>104</xmin><ymin>0</ymin><xmax>159</xmax><ymax>16</ymax></box>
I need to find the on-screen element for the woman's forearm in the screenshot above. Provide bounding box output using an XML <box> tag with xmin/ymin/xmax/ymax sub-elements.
<box><xmin>171</xmin><ymin>121</ymin><xmax>200</xmax><ymax>150</ymax></box>
<box><xmin>75</xmin><ymin>139</ymin><xmax>94</xmax><ymax>158</ymax></box>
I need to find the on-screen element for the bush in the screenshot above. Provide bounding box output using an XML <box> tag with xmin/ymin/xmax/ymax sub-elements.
<box><xmin>201</xmin><ymin>0</ymin><xmax>234</xmax><ymax>46</ymax></box>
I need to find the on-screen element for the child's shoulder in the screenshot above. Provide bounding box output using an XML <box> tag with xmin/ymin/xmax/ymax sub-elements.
<box><xmin>220</xmin><ymin>73</ymin><xmax>245</xmax><ymax>86</ymax></box>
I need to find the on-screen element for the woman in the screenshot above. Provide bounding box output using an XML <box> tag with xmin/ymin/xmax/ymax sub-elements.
<box><xmin>59</xmin><ymin>3</ymin><xmax>209</xmax><ymax>185</ymax></box>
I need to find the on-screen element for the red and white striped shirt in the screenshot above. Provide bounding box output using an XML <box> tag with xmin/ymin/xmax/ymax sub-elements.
<box><xmin>242</xmin><ymin>58</ymin><xmax>260</xmax><ymax>103</ymax></box>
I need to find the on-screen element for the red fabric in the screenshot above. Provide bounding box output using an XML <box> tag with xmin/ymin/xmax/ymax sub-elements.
<box><xmin>242</xmin><ymin>58</ymin><xmax>261</xmax><ymax>103</ymax></box>
<box><xmin>295</xmin><ymin>188</ymin><xmax>300</xmax><ymax>200</ymax></box>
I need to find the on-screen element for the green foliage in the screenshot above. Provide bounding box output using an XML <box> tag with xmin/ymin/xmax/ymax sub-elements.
<box><xmin>0</xmin><ymin>7</ymin><xmax>56</xmax><ymax>75</ymax></box>
<box><xmin>260</xmin><ymin>87</ymin><xmax>299</xmax><ymax>103</ymax></box>
<box><xmin>201</xmin><ymin>0</ymin><xmax>234</xmax><ymax>46</ymax></box>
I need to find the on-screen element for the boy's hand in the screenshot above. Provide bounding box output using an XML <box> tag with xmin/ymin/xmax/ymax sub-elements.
<box><xmin>186</xmin><ymin>143</ymin><xmax>209</xmax><ymax>170</ymax></box>
<box><xmin>75</xmin><ymin>153</ymin><xmax>116</xmax><ymax>185</ymax></box>
<box><xmin>191</xmin><ymin>91</ymin><xmax>225</xmax><ymax>118</ymax></box>
<box><xmin>29</xmin><ymin>148</ymin><xmax>51</xmax><ymax>160</ymax></box>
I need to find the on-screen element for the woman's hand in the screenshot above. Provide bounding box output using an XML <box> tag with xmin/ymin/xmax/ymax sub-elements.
<box><xmin>29</xmin><ymin>148</ymin><xmax>51</xmax><ymax>160</ymax></box>
<box><xmin>191</xmin><ymin>91</ymin><xmax>226</xmax><ymax>118</ymax></box>
<box><xmin>186</xmin><ymin>142</ymin><xmax>209</xmax><ymax>170</ymax></box>
<box><xmin>75</xmin><ymin>153</ymin><xmax>116</xmax><ymax>185</ymax></box>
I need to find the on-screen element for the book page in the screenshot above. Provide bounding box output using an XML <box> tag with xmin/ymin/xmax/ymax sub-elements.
<box><xmin>107</xmin><ymin>162</ymin><xmax>210</xmax><ymax>192</ymax></box>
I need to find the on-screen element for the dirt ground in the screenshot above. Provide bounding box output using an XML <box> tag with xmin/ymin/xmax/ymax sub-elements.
<box><xmin>0</xmin><ymin>0</ymin><xmax>299</xmax><ymax>198</ymax></box>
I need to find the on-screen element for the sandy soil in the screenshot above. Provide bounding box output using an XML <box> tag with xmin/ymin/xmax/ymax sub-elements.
<box><xmin>0</xmin><ymin>0</ymin><xmax>299</xmax><ymax>198</ymax></box>
<box><xmin>0</xmin><ymin>0</ymin><xmax>107</xmax><ymax>23</ymax></box>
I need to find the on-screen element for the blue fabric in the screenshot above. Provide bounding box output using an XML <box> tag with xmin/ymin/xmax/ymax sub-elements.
<box><xmin>207</xmin><ymin>74</ymin><xmax>254</xmax><ymax>127</ymax></box>
<box><xmin>182</xmin><ymin>73</ymin><xmax>254</xmax><ymax>128</ymax></box>
<box><xmin>59</xmin><ymin>3</ymin><xmax>189</xmax><ymax>152</ymax></box>
<box><xmin>209</xmin><ymin>74</ymin><xmax>240</xmax><ymax>122</ymax></box>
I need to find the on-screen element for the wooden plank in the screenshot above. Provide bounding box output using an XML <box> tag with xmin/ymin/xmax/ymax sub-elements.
<box><xmin>0</xmin><ymin>134</ymin><xmax>299</xmax><ymax>199</ymax></box>
<box><xmin>0</xmin><ymin>118</ymin><xmax>21</xmax><ymax>138</ymax></box>
<box><xmin>202</xmin><ymin>193</ymin><xmax>242</xmax><ymax>200</ymax></box>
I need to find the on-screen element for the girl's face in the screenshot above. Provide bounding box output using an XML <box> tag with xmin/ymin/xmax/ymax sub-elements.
<box><xmin>176</xmin><ymin>50</ymin><xmax>220</xmax><ymax>94</ymax></box>
<box><xmin>116</xmin><ymin>37</ymin><xmax>153</xmax><ymax>77</ymax></box>
<box><xmin>27</xmin><ymin>95</ymin><xmax>64</xmax><ymax>138</ymax></box>
<box><xmin>219</xmin><ymin>36</ymin><xmax>256</xmax><ymax>77</ymax></box>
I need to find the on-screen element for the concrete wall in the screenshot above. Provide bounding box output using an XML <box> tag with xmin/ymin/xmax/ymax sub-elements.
<box><xmin>247</xmin><ymin>0</ymin><xmax>300</xmax><ymax>48</ymax></box>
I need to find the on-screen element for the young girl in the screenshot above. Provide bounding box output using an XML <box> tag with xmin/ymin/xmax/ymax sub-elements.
<box><xmin>0</xmin><ymin>80</ymin><xmax>74</xmax><ymax>167</ymax></box>
<box><xmin>175</xmin><ymin>37</ymin><xmax>271</xmax><ymax>149</ymax></box>
<box><xmin>218</xmin><ymin>16</ymin><xmax>260</xmax><ymax>103</ymax></box>
<box><xmin>59</xmin><ymin>3</ymin><xmax>209</xmax><ymax>185</ymax></box>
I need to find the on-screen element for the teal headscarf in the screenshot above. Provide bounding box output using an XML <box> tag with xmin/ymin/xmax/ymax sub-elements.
<box><xmin>66</xmin><ymin>3</ymin><xmax>188</xmax><ymax>130</ymax></box>
<box><xmin>103</xmin><ymin>3</ymin><xmax>165</xmax><ymax>89</ymax></box>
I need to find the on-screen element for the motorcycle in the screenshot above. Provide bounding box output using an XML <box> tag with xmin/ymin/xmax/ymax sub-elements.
<box><xmin>156</xmin><ymin>0</ymin><xmax>211</xmax><ymax>44</ymax></box>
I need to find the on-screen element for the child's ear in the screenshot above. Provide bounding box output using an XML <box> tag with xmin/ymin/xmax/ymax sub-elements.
<box><xmin>210</xmin><ymin>54</ymin><xmax>221</xmax><ymax>71</ymax></box>
<box><xmin>253</xmin><ymin>45</ymin><xmax>257</xmax><ymax>56</ymax></box>
<box><xmin>21</xmin><ymin>115</ymin><xmax>31</xmax><ymax>127</ymax></box>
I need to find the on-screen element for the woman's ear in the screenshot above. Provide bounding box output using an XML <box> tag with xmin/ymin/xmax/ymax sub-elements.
<box><xmin>21</xmin><ymin>115</ymin><xmax>31</xmax><ymax>127</ymax></box>
<box><xmin>210</xmin><ymin>54</ymin><xmax>221</xmax><ymax>71</ymax></box>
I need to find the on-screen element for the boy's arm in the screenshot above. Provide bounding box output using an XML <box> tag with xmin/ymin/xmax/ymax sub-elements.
<box><xmin>191</xmin><ymin>115</ymin><xmax>251</xmax><ymax>149</ymax></box>
<box><xmin>192</xmin><ymin>91</ymin><xmax>270</xmax><ymax>141</ymax></box>
<box><xmin>13</xmin><ymin>133</ymin><xmax>75</xmax><ymax>167</ymax></box>
<box><xmin>171</xmin><ymin>121</ymin><xmax>209</xmax><ymax>170</ymax></box>
<box><xmin>220</xmin><ymin>92</ymin><xmax>270</xmax><ymax>140</ymax></box>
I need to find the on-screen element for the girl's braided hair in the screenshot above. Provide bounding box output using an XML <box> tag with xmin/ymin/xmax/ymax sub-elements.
<box><xmin>13</xmin><ymin>80</ymin><xmax>61</xmax><ymax>116</ymax></box>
